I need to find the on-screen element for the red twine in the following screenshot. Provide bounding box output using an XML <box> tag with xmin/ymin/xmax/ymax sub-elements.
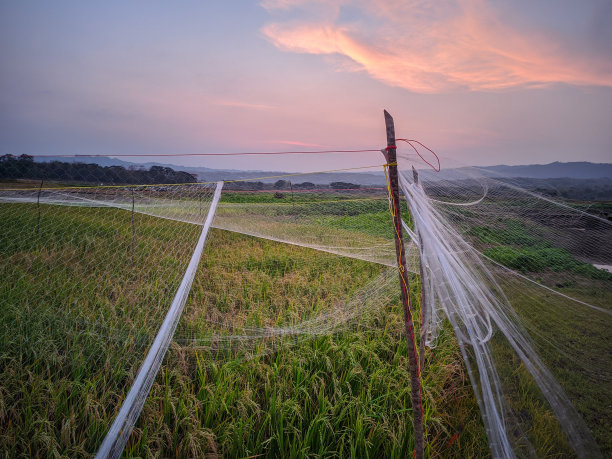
<box><xmin>396</xmin><ymin>139</ymin><xmax>441</xmax><ymax>172</ymax></box>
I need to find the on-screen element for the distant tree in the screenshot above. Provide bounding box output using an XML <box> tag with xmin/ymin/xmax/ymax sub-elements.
<box><xmin>330</xmin><ymin>181</ymin><xmax>360</xmax><ymax>190</ymax></box>
<box><xmin>294</xmin><ymin>182</ymin><xmax>315</xmax><ymax>189</ymax></box>
<box><xmin>0</xmin><ymin>157</ymin><xmax>196</xmax><ymax>184</ymax></box>
<box><xmin>274</xmin><ymin>180</ymin><xmax>289</xmax><ymax>189</ymax></box>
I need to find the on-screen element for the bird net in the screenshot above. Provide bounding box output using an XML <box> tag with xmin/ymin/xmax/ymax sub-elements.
<box><xmin>0</xmin><ymin>151</ymin><xmax>610</xmax><ymax>458</ymax></box>
<box><xmin>396</xmin><ymin>153</ymin><xmax>610</xmax><ymax>458</ymax></box>
<box><xmin>0</xmin><ymin>163</ymin><xmax>221</xmax><ymax>456</ymax></box>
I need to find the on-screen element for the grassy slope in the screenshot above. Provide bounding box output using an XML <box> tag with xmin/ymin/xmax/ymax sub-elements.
<box><xmin>469</xmin><ymin>218</ymin><xmax>612</xmax><ymax>456</ymax></box>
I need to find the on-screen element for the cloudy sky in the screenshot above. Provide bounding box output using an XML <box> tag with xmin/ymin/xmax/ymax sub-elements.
<box><xmin>1</xmin><ymin>0</ymin><xmax>611</xmax><ymax>171</ymax></box>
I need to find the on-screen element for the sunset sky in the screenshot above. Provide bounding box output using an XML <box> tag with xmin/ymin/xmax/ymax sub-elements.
<box><xmin>1</xmin><ymin>0</ymin><xmax>611</xmax><ymax>172</ymax></box>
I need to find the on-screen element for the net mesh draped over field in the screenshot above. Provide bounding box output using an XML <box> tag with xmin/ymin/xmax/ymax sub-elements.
<box><xmin>0</xmin><ymin>151</ymin><xmax>610</xmax><ymax>458</ymax></box>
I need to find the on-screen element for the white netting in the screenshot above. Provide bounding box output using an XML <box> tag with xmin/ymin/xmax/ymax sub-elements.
<box><xmin>397</xmin><ymin>152</ymin><xmax>610</xmax><ymax>458</ymax></box>
<box><xmin>212</xmin><ymin>186</ymin><xmax>400</xmax><ymax>267</ymax></box>
<box><xmin>0</xmin><ymin>173</ymin><xmax>220</xmax><ymax>456</ymax></box>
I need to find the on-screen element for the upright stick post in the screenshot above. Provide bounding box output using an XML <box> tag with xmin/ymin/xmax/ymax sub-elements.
<box><xmin>199</xmin><ymin>188</ymin><xmax>202</xmax><ymax>219</ymax></box>
<box><xmin>383</xmin><ymin>110</ymin><xmax>424</xmax><ymax>459</ymax></box>
<box><xmin>36</xmin><ymin>179</ymin><xmax>43</xmax><ymax>236</ymax></box>
<box><xmin>131</xmin><ymin>188</ymin><xmax>135</xmax><ymax>261</ymax></box>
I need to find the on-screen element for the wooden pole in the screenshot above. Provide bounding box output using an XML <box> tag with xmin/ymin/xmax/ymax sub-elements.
<box><xmin>36</xmin><ymin>179</ymin><xmax>43</xmax><ymax>235</ymax></box>
<box><xmin>383</xmin><ymin>110</ymin><xmax>424</xmax><ymax>459</ymax></box>
<box><xmin>199</xmin><ymin>187</ymin><xmax>202</xmax><ymax>219</ymax></box>
<box><xmin>131</xmin><ymin>188</ymin><xmax>135</xmax><ymax>261</ymax></box>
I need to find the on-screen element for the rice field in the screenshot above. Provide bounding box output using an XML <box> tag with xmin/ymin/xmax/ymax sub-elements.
<box><xmin>0</xmin><ymin>200</ymin><xmax>487</xmax><ymax>457</ymax></box>
<box><xmin>1</xmin><ymin>194</ymin><xmax>609</xmax><ymax>457</ymax></box>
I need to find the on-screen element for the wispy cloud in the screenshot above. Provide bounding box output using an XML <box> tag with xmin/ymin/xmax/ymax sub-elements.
<box><xmin>267</xmin><ymin>139</ymin><xmax>330</xmax><ymax>147</ymax></box>
<box><xmin>213</xmin><ymin>100</ymin><xmax>277</xmax><ymax>110</ymax></box>
<box><xmin>260</xmin><ymin>0</ymin><xmax>346</xmax><ymax>13</ymax></box>
<box><xmin>262</xmin><ymin>0</ymin><xmax>612</xmax><ymax>93</ymax></box>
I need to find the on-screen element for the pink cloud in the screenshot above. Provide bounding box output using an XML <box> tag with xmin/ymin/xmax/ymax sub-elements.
<box><xmin>213</xmin><ymin>100</ymin><xmax>277</xmax><ymax>110</ymax></box>
<box><xmin>267</xmin><ymin>139</ymin><xmax>331</xmax><ymax>147</ymax></box>
<box><xmin>260</xmin><ymin>0</ymin><xmax>347</xmax><ymax>14</ymax></box>
<box><xmin>262</xmin><ymin>0</ymin><xmax>612</xmax><ymax>93</ymax></box>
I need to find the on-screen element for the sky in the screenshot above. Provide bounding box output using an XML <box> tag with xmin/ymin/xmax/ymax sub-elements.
<box><xmin>1</xmin><ymin>0</ymin><xmax>611</xmax><ymax>172</ymax></box>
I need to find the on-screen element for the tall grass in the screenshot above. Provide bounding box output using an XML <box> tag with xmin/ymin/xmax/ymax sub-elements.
<box><xmin>0</xmin><ymin>202</ymin><xmax>201</xmax><ymax>456</ymax></box>
<box><xmin>4</xmin><ymin>196</ymin><xmax>606</xmax><ymax>457</ymax></box>
<box><xmin>0</xmin><ymin>202</ymin><xmax>487</xmax><ymax>457</ymax></box>
<box><xmin>128</xmin><ymin>229</ymin><xmax>487</xmax><ymax>458</ymax></box>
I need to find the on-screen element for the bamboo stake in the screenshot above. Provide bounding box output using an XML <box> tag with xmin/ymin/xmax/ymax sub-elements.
<box><xmin>36</xmin><ymin>179</ymin><xmax>43</xmax><ymax>235</ymax></box>
<box><xmin>131</xmin><ymin>188</ymin><xmax>135</xmax><ymax>261</ymax></box>
<box><xmin>383</xmin><ymin>110</ymin><xmax>424</xmax><ymax>459</ymax></box>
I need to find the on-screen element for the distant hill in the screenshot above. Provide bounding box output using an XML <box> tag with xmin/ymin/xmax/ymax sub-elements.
<box><xmin>32</xmin><ymin>155</ymin><xmax>387</xmax><ymax>185</ymax></box>
<box><xmin>31</xmin><ymin>156</ymin><xmax>612</xmax><ymax>184</ymax></box>
<box><xmin>33</xmin><ymin>155</ymin><xmax>234</xmax><ymax>173</ymax></box>
<box><xmin>480</xmin><ymin>162</ymin><xmax>612</xmax><ymax>179</ymax></box>
<box><xmin>2</xmin><ymin>155</ymin><xmax>197</xmax><ymax>184</ymax></box>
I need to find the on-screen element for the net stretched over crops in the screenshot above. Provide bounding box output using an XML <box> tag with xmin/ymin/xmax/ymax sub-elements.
<box><xmin>0</xmin><ymin>171</ymin><xmax>221</xmax><ymax>456</ymax></box>
<box><xmin>187</xmin><ymin>154</ymin><xmax>611</xmax><ymax>458</ymax></box>
<box><xmin>0</xmin><ymin>158</ymin><xmax>406</xmax><ymax>456</ymax></box>
<box><xmin>0</xmin><ymin>152</ymin><xmax>610</xmax><ymax>458</ymax></box>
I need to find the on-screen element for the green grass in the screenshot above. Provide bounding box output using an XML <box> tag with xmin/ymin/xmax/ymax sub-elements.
<box><xmin>468</xmin><ymin>217</ymin><xmax>612</xmax><ymax>455</ymax></box>
<box><xmin>219</xmin><ymin>191</ymin><xmax>386</xmax><ymax>205</ymax></box>
<box><xmin>1</xmin><ymin>195</ymin><xmax>609</xmax><ymax>458</ymax></box>
<box><xmin>0</xmin><ymin>201</ymin><xmax>487</xmax><ymax>457</ymax></box>
<box><xmin>498</xmin><ymin>282</ymin><xmax>612</xmax><ymax>456</ymax></box>
<box><xmin>484</xmin><ymin>245</ymin><xmax>612</xmax><ymax>279</ymax></box>
<box><xmin>0</xmin><ymin>202</ymin><xmax>204</xmax><ymax>456</ymax></box>
<box><xmin>471</xmin><ymin>219</ymin><xmax>612</xmax><ymax>280</ymax></box>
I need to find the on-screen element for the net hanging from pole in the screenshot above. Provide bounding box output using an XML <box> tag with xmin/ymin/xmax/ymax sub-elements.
<box><xmin>396</xmin><ymin>152</ymin><xmax>610</xmax><ymax>458</ymax></box>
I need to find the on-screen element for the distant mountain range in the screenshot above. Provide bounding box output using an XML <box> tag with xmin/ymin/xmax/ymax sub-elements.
<box><xmin>33</xmin><ymin>156</ymin><xmax>612</xmax><ymax>184</ymax></box>
<box><xmin>32</xmin><ymin>155</ymin><xmax>388</xmax><ymax>185</ymax></box>
<box><xmin>479</xmin><ymin>162</ymin><xmax>612</xmax><ymax>179</ymax></box>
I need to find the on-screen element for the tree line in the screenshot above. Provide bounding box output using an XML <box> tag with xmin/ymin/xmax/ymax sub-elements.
<box><xmin>0</xmin><ymin>154</ymin><xmax>197</xmax><ymax>185</ymax></box>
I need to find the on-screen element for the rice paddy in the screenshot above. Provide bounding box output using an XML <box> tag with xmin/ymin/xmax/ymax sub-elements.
<box><xmin>1</xmin><ymin>193</ymin><xmax>609</xmax><ymax>457</ymax></box>
<box><xmin>0</xmin><ymin>201</ymin><xmax>487</xmax><ymax>457</ymax></box>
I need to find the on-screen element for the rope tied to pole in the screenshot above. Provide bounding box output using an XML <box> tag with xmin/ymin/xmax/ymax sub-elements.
<box><xmin>396</xmin><ymin>139</ymin><xmax>441</xmax><ymax>172</ymax></box>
